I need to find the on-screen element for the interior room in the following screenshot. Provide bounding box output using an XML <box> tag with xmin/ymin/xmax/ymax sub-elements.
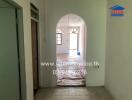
<box><xmin>56</xmin><ymin>14</ymin><xmax>87</xmax><ymax>86</ymax></box>
<box><xmin>0</xmin><ymin>0</ymin><xmax>132</xmax><ymax>100</ymax></box>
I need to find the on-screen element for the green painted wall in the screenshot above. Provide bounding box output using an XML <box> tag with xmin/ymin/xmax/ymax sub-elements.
<box><xmin>105</xmin><ymin>0</ymin><xmax>132</xmax><ymax>100</ymax></box>
<box><xmin>43</xmin><ymin>0</ymin><xmax>107</xmax><ymax>86</ymax></box>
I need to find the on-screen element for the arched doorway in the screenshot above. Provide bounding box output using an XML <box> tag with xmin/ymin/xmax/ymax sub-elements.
<box><xmin>56</xmin><ymin>14</ymin><xmax>87</xmax><ymax>86</ymax></box>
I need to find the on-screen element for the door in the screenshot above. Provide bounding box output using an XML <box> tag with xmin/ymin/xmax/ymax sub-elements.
<box><xmin>0</xmin><ymin>4</ymin><xmax>20</xmax><ymax>100</ymax></box>
<box><xmin>69</xmin><ymin>33</ymin><xmax>78</xmax><ymax>55</ymax></box>
<box><xmin>70</xmin><ymin>33</ymin><xmax>78</xmax><ymax>50</ymax></box>
<box><xmin>31</xmin><ymin>19</ymin><xmax>39</xmax><ymax>90</ymax></box>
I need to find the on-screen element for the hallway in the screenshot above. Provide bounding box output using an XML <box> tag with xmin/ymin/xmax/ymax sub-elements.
<box><xmin>0</xmin><ymin>0</ymin><xmax>132</xmax><ymax>100</ymax></box>
<box><xmin>35</xmin><ymin>87</ymin><xmax>113</xmax><ymax>100</ymax></box>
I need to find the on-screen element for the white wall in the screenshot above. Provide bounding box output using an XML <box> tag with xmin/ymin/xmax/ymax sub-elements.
<box><xmin>79</xmin><ymin>22</ymin><xmax>85</xmax><ymax>61</ymax></box>
<box><xmin>105</xmin><ymin>0</ymin><xmax>132</xmax><ymax>100</ymax></box>
<box><xmin>12</xmin><ymin>0</ymin><xmax>45</xmax><ymax>100</ymax></box>
<box><xmin>41</xmin><ymin>0</ymin><xmax>107</xmax><ymax>87</ymax></box>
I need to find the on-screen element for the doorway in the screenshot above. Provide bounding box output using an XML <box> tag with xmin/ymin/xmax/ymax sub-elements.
<box><xmin>70</xmin><ymin>32</ymin><xmax>78</xmax><ymax>51</ymax></box>
<box><xmin>69</xmin><ymin>27</ymin><xmax>79</xmax><ymax>56</ymax></box>
<box><xmin>0</xmin><ymin>0</ymin><xmax>25</xmax><ymax>100</ymax></box>
<box><xmin>31</xmin><ymin>4</ymin><xmax>39</xmax><ymax>92</ymax></box>
<box><xmin>56</xmin><ymin>14</ymin><xmax>87</xmax><ymax>86</ymax></box>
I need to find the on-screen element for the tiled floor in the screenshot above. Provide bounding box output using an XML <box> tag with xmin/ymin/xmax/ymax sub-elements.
<box><xmin>56</xmin><ymin>53</ymin><xmax>86</xmax><ymax>86</ymax></box>
<box><xmin>35</xmin><ymin>87</ymin><xmax>113</xmax><ymax>100</ymax></box>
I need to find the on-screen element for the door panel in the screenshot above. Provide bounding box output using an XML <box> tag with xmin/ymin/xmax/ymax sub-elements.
<box><xmin>0</xmin><ymin>8</ymin><xmax>20</xmax><ymax>100</ymax></box>
<box><xmin>31</xmin><ymin>20</ymin><xmax>39</xmax><ymax>90</ymax></box>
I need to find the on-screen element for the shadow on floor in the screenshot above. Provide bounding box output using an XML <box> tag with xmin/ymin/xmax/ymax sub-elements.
<box><xmin>35</xmin><ymin>86</ymin><xmax>113</xmax><ymax>100</ymax></box>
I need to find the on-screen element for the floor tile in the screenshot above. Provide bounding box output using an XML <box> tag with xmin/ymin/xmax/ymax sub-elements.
<box><xmin>35</xmin><ymin>87</ymin><xmax>113</xmax><ymax>100</ymax></box>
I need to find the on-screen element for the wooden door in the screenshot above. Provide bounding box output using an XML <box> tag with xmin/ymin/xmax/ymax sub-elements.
<box><xmin>31</xmin><ymin>19</ymin><xmax>39</xmax><ymax>90</ymax></box>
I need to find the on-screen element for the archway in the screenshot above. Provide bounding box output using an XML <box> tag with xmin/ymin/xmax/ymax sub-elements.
<box><xmin>56</xmin><ymin>14</ymin><xmax>87</xmax><ymax>86</ymax></box>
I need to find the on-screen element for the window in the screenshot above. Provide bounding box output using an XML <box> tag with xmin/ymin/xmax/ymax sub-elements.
<box><xmin>31</xmin><ymin>3</ymin><xmax>39</xmax><ymax>20</ymax></box>
<box><xmin>56</xmin><ymin>33</ymin><xmax>62</xmax><ymax>45</ymax></box>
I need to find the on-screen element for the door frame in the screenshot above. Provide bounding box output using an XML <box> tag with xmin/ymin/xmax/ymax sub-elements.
<box><xmin>30</xmin><ymin>3</ymin><xmax>40</xmax><ymax>91</ymax></box>
<box><xmin>4</xmin><ymin>0</ymin><xmax>26</xmax><ymax>100</ymax></box>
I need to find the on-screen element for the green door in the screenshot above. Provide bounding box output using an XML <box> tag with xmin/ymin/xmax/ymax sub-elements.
<box><xmin>0</xmin><ymin>2</ymin><xmax>21</xmax><ymax>100</ymax></box>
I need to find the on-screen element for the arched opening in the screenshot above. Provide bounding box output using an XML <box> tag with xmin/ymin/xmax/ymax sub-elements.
<box><xmin>56</xmin><ymin>14</ymin><xmax>87</xmax><ymax>86</ymax></box>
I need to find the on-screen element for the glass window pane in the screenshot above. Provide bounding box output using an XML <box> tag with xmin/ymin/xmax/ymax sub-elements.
<box><xmin>57</xmin><ymin>38</ymin><xmax>60</xmax><ymax>40</ymax></box>
<box><xmin>56</xmin><ymin>33</ymin><xmax>62</xmax><ymax>45</ymax></box>
<box><xmin>57</xmin><ymin>41</ymin><xmax>61</xmax><ymax>44</ymax></box>
<box><xmin>58</xmin><ymin>35</ymin><xmax>61</xmax><ymax>37</ymax></box>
